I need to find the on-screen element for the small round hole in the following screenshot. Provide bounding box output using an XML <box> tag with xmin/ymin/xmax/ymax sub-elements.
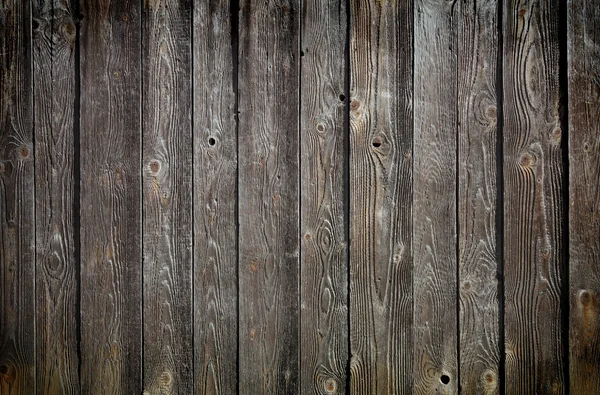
<box><xmin>440</xmin><ymin>375</ymin><xmax>450</xmax><ymax>385</ymax></box>
<box><xmin>300</xmin><ymin>50</ymin><xmax>305</xmax><ymax>57</ymax></box>
<box><xmin>372</xmin><ymin>138</ymin><xmax>382</xmax><ymax>148</ymax></box>
<box><xmin>339</xmin><ymin>94</ymin><xmax>345</xmax><ymax>102</ymax></box>
<box><xmin>208</xmin><ymin>137</ymin><xmax>216</xmax><ymax>146</ymax></box>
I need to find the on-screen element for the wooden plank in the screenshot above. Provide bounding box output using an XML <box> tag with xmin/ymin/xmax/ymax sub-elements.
<box><xmin>141</xmin><ymin>1</ymin><xmax>193</xmax><ymax>393</ymax></box>
<box><xmin>238</xmin><ymin>0</ymin><xmax>299</xmax><ymax>392</ymax></box>
<box><xmin>300</xmin><ymin>0</ymin><xmax>348</xmax><ymax>393</ymax></box>
<box><xmin>412</xmin><ymin>0</ymin><xmax>458</xmax><ymax>392</ymax></box>
<box><xmin>568</xmin><ymin>0</ymin><xmax>600</xmax><ymax>392</ymax></box>
<box><xmin>79</xmin><ymin>1</ymin><xmax>142</xmax><ymax>393</ymax></box>
<box><xmin>456</xmin><ymin>0</ymin><xmax>501</xmax><ymax>393</ymax></box>
<box><xmin>193</xmin><ymin>0</ymin><xmax>238</xmax><ymax>393</ymax></box>
<box><xmin>503</xmin><ymin>0</ymin><xmax>566</xmax><ymax>392</ymax></box>
<box><xmin>32</xmin><ymin>0</ymin><xmax>79</xmax><ymax>393</ymax></box>
<box><xmin>349</xmin><ymin>0</ymin><xmax>413</xmax><ymax>393</ymax></box>
<box><xmin>0</xmin><ymin>0</ymin><xmax>35</xmax><ymax>393</ymax></box>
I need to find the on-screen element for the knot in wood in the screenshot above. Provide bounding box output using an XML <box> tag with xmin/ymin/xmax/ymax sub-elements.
<box><xmin>519</xmin><ymin>152</ymin><xmax>535</xmax><ymax>167</ymax></box>
<box><xmin>485</xmin><ymin>105</ymin><xmax>497</xmax><ymax>119</ymax></box>
<box><xmin>579</xmin><ymin>290</ymin><xmax>592</xmax><ymax>306</ymax></box>
<box><xmin>149</xmin><ymin>160</ymin><xmax>161</xmax><ymax>174</ymax></box>
<box><xmin>18</xmin><ymin>145</ymin><xmax>30</xmax><ymax>159</ymax></box>
<box><xmin>350</xmin><ymin>100</ymin><xmax>360</xmax><ymax>111</ymax></box>
<box><xmin>324</xmin><ymin>378</ymin><xmax>337</xmax><ymax>393</ymax></box>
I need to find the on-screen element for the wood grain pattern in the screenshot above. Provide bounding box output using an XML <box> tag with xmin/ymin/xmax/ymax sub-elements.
<box><xmin>32</xmin><ymin>0</ymin><xmax>79</xmax><ymax>393</ymax></box>
<box><xmin>0</xmin><ymin>0</ymin><xmax>35</xmax><ymax>393</ymax></box>
<box><xmin>349</xmin><ymin>0</ymin><xmax>413</xmax><ymax>393</ymax></box>
<box><xmin>568</xmin><ymin>0</ymin><xmax>600</xmax><ymax>392</ymax></box>
<box><xmin>456</xmin><ymin>0</ymin><xmax>500</xmax><ymax>393</ymax></box>
<box><xmin>503</xmin><ymin>0</ymin><xmax>566</xmax><ymax>392</ymax></box>
<box><xmin>142</xmin><ymin>1</ymin><xmax>193</xmax><ymax>393</ymax></box>
<box><xmin>79</xmin><ymin>1</ymin><xmax>142</xmax><ymax>393</ymax></box>
<box><xmin>300</xmin><ymin>0</ymin><xmax>348</xmax><ymax>394</ymax></box>
<box><xmin>412</xmin><ymin>0</ymin><xmax>458</xmax><ymax>392</ymax></box>
<box><xmin>193</xmin><ymin>0</ymin><xmax>238</xmax><ymax>393</ymax></box>
<box><xmin>238</xmin><ymin>0</ymin><xmax>300</xmax><ymax>392</ymax></box>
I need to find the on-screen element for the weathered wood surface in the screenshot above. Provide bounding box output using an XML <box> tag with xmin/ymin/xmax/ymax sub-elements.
<box><xmin>79</xmin><ymin>1</ymin><xmax>142</xmax><ymax>393</ymax></box>
<box><xmin>142</xmin><ymin>0</ymin><xmax>193</xmax><ymax>393</ymax></box>
<box><xmin>32</xmin><ymin>0</ymin><xmax>79</xmax><ymax>393</ymax></box>
<box><xmin>193</xmin><ymin>0</ymin><xmax>238</xmax><ymax>394</ymax></box>
<box><xmin>238</xmin><ymin>0</ymin><xmax>300</xmax><ymax>392</ymax></box>
<box><xmin>412</xmin><ymin>0</ymin><xmax>458</xmax><ymax>393</ymax></box>
<box><xmin>300</xmin><ymin>0</ymin><xmax>348</xmax><ymax>394</ymax></box>
<box><xmin>568</xmin><ymin>0</ymin><xmax>600</xmax><ymax>393</ymax></box>
<box><xmin>503</xmin><ymin>0</ymin><xmax>566</xmax><ymax>393</ymax></box>
<box><xmin>0</xmin><ymin>0</ymin><xmax>35</xmax><ymax>393</ymax></box>
<box><xmin>349</xmin><ymin>0</ymin><xmax>413</xmax><ymax>393</ymax></box>
<box><xmin>457</xmin><ymin>0</ymin><xmax>501</xmax><ymax>393</ymax></box>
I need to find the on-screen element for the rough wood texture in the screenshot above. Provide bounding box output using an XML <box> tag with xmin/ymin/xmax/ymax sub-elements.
<box><xmin>32</xmin><ymin>0</ymin><xmax>79</xmax><ymax>393</ymax></box>
<box><xmin>300</xmin><ymin>0</ymin><xmax>348</xmax><ymax>394</ymax></box>
<box><xmin>412</xmin><ymin>0</ymin><xmax>458</xmax><ymax>393</ymax></box>
<box><xmin>142</xmin><ymin>1</ymin><xmax>193</xmax><ymax>393</ymax></box>
<box><xmin>503</xmin><ymin>0</ymin><xmax>566</xmax><ymax>392</ymax></box>
<box><xmin>0</xmin><ymin>0</ymin><xmax>35</xmax><ymax>393</ymax></box>
<box><xmin>238</xmin><ymin>0</ymin><xmax>300</xmax><ymax>392</ymax></box>
<box><xmin>349</xmin><ymin>0</ymin><xmax>413</xmax><ymax>393</ymax></box>
<box><xmin>568</xmin><ymin>0</ymin><xmax>600</xmax><ymax>392</ymax></box>
<box><xmin>193</xmin><ymin>0</ymin><xmax>238</xmax><ymax>393</ymax></box>
<box><xmin>457</xmin><ymin>0</ymin><xmax>500</xmax><ymax>393</ymax></box>
<box><xmin>79</xmin><ymin>1</ymin><xmax>142</xmax><ymax>393</ymax></box>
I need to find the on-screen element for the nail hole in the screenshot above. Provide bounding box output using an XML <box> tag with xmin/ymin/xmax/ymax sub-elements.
<box><xmin>441</xmin><ymin>375</ymin><xmax>450</xmax><ymax>385</ymax></box>
<box><xmin>339</xmin><ymin>94</ymin><xmax>345</xmax><ymax>102</ymax></box>
<box><xmin>317</xmin><ymin>124</ymin><xmax>325</xmax><ymax>132</ymax></box>
<box><xmin>208</xmin><ymin>137</ymin><xmax>216</xmax><ymax>146</ymax></box>
<box><xmin>32</xmin><ymin>19</ymin><xmax>40</xmax><ymax>30</ymax></box>
<box><xmin>300</xmin><ymin>50</ymin><xmax>305</xmax><ymax>57</ymax></box>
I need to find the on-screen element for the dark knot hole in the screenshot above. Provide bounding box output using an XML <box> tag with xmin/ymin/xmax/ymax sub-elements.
<box><xmin>440</xmin><ymin>375</ymin><xmax>450</xmax><ymax>385</ymax></box>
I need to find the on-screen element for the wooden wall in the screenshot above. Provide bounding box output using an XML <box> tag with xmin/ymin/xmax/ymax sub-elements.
<box><xmin>0</xmin><ymin>0</ymin><xmax>598</xmax><ymax>393</ymax></box>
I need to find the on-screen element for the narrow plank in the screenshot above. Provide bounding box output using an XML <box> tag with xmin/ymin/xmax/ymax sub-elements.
<box><xmin>79</xmin><ymin>1</ymin><xmax>142</xmax><ymax>393</ymax></box>
<box><xmin>238</xmin><ymin>0</ymin><xmax>300</xmax><ymax>392</ymax></box>
<box><xmin>412</xmin><ymin>0</ymin><xmax>458</xmax><ymax>392</ymax></box>
<box><xmin>300</xmin><ymin>0</ymin><xmax>348</xmax><ymax>393</ymax></box>
<box><xmin>0</xmin><ymin>0</ymin><xmax>35</xmax><ymax>393</ymax></box>
<box><xmin>503</xmin><ymin>0</ymin><xmax>566</xmax><ymax>392</ymax></box>
<box><xmin>32</xmin><ymin>0</ymin><xmax>79</xmax><ymax>393</ymax></box>
<box><xmin>349</xmin><ymin>0</ymin><xmax>413</xmax><ymax>393</ymax></box>
<box><xmin>142</xmin><ymin>0</ymin><xmax>193</xmax><ymax>393</ymax></box>
<box><xmin>456</xmin><ymin>0</ymin><xmax>501</xmax><ymax>393</ymax></box>
<box><xmin>568</xmin><ymin>0</ymin><xmax>600</xmax><ymax>392</ymax></box>
<box><xmin>193</xmin><ymin>0</ymin><xmax>238</xmax><ymax>393</ymax></box>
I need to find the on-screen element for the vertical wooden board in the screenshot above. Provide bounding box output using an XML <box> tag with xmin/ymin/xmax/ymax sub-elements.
<box><xmin>349</xmin><ymin>0</ymin><xmax>413</xmax><ymax>393</ymax></box>
<box><xmin>503</xmin><ymin>0</ymin><xmax>565</xmax><ymax>393</ymax></box>
<box><xmin>193</xmin><ymin>0</ymin><xmax>238</xmax><ymax>393</ymax></box>
<box><xmin>0</xmin><ymin>0</ymin><xmax>35</xmax><ymax>393</ymax></box>
<box><xmin>32</xmin><ymin>0</ymin><xmax>79</xmax><ymax>393</ymax></box>
<box><xmin>300</xmin><ymin>0</ymin><xmax>348</xmax><ymax>394</ymax></box>
<box><xmin>238</xmin><ymin>0</ymin><xmax>299</xmax><ymax>392</ymax></box>
<box><xmin>412</xmin><ymin>0</ymin><xmax>457</xmax><ymax>393</ymax></box>
<box><xmin>79</xmin><ymin>1</ymin><xmax>142</xmax><ymax>393</ymax></box>
<box><xmin>568</xmin><ymin>0</ymin><xmax>600</xmax><ymax>392</ymax></box>
<box><xmin>456</xmin><ymin>0</ymin><xmax>500</xmax><ymax>393</ymax></box>
<box><xmin>142</xmin><ymin>1</ymin><xmax>193</xmax><ymax>393</ymax></box>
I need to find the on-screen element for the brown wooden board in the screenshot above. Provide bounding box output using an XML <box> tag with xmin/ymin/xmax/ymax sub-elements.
<box><xmin>568</xmin><ymin>0</ymin><xmax>600</xmax><ymax>392</ymax></box>
<box><xmin>238</xmin><ymin>0</ymin><xmax>300</xmax><ymax>392</ymax></box>
<box><xmin>0</xmin><ymin>0</ymin><xmax>35</xmax><ymax>393</ymax></box>
<box><xmin>32</xmin><ymin>0</ymin><xmax>79</xmax><ymax>392</ymax></box>
<box><xmin>349</xmin><ymin>0</ymin><xmax>413</xmax><ymax>393</ymax></box>
<box><xmin>300</xmin><ymin>0</ymin><xmax>348</xmax><ymax>394</ymax></box>
<box><xmin>79</xmin><ymin>1</ymin><xmax>142</xmax><ymax>392</ymax></box>
<box><xmin>142</xmin><ymin>0</ymin><xmax>193</xmax><ymax>393</ymax></box>
<box><xmin>193</xmin><ymin>0</ymin><xmax>238</xmax><ymax>393</ymax></box>
<box><xmin>503</xmin><ymin>0</ymin><xmax>566</xmax><ymax>392</ymax></box>
<box><xmin>457</xmin><ymin>0</ymin><xmax>501</xmax><ymax>393</ymax></box>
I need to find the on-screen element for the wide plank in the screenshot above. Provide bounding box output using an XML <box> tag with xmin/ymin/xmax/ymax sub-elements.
<box><xmin>79</xmin><ymin>1</ymin><xmax>142</xmax><ymax>392</ymax></box>
<box><xmin>300</xmin><ymin>0</ymin><xmax>348</xmax><ymax>393</ymax></box>
<box><xmin>238</xmin><ymin>0</ymin><xmax>300</xmax><ymax>392</ymax></box>
<box><xmin>503</xmin><ymin>0</ymin><xmax>566</xmax><ymax>392</ymax></box>
<box><xmin>349</xmin><ymin>0</ymin><xmax>413</xmax><ymax>393</ymax></box>
<box><xmin>32</xmin><ymin>0</ymin><xmax>79</xmax><ymax>393</ymax></box>
<box><xmin>568</xmin><ymin>0</ymin><xmax>600</xmax><ymax>392</ymax></box>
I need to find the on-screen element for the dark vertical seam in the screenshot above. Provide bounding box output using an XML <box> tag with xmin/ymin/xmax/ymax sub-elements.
<box><xmin>190</xmin><ymin>0</ymin><xmax>195</xmax><ymax>391</ymax></box>
<box><xmin>344</xmin><ymin>0</ymin><xmax>351</xmax><ymax>393</ymax></box>
<box><xmin>410</xmin><ymin>0</ymin><xmax>415</xmax><ymax>390</ymax></box>
<box><xmin>453</xmin><ymin>6</ymin><xmax>460</xmax><ymax>392</ymax></box>
<box><xmin>139</xmin><ymin>0</ymin><xmax>144</xmax><ymax>389</ymax></box>
<box><xmin>297</xmin><ymin>0</ymin><xmax>302</xmax><ymax>390</ymax></box>
<box><xmin>29</xmin><ymin>0</ymin><xmax>37</xmax><ymax>391</ymax></box>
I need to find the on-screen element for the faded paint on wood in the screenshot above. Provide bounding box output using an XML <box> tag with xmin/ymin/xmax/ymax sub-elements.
<box><xmin>238</xmin><ymin>0</ymin><xmax>300</xmax><ymax>392</ymax></box>
<box><xmin>193</xmin><ymin>0</ymin><xmax>238</xmax><ymax>394</ymax></box>
<box><xmin>568</xmin><ymin>0</ymin><xmax>600</xmax><ymax>392</ymax></box>
<box><xmin>503</xmin><ymin>0</ymin><xmax>566</xmax><ymax>392</ymax></box>
<box><xmin>349</xmin><ymin>0</ymin><xmax>413</xmax><ymax>393</ymax></box>
<box><xmin>0</xmin><ymin>0</ymin><xmax>35</xmax><ymax>393</ymax></box>
<box><xmin>32</xmin><ymin>0</ymin><xmax>79</xmax><ymax>393</ymax></box>
<box><xmin>79</xmin><ymin>1</ymin><xmax>142</xmax><ymax>393</ymax></box>
<box><xmin>300</xmin><ymin>0</ymin><xmax>348</xmax><ymax>394</ymax></box>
